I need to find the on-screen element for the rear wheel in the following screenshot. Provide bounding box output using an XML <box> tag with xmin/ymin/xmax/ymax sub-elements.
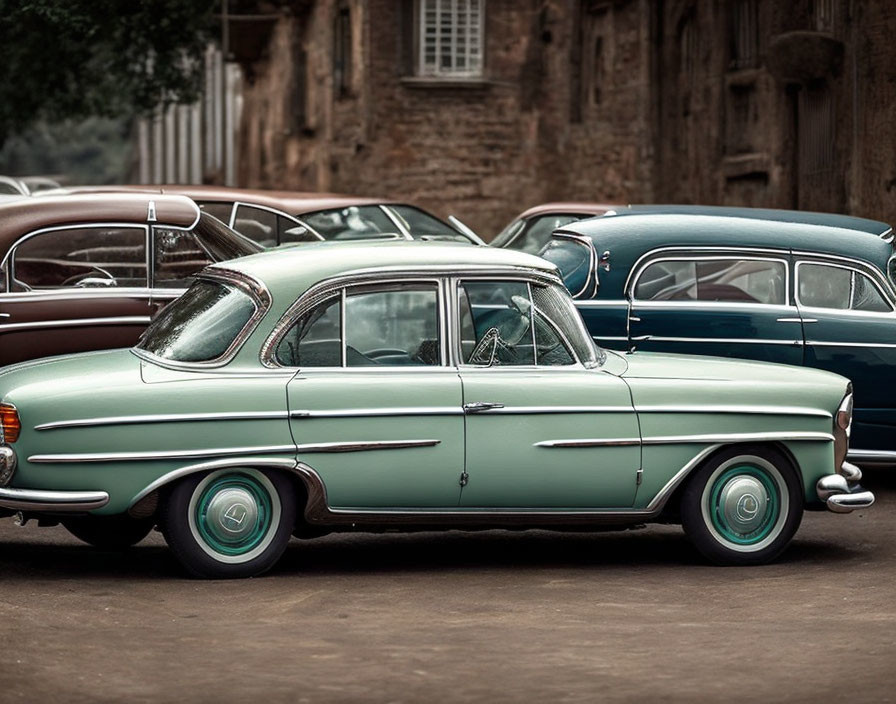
<box><xmin>63</xmin><ymin>514</ymin><xmax>155</xmax><ymax>549</ymax></box>
<box><xmin>681</xmin><ymin>445</ymin><xmax>803</xmax><ymax>565</ymax></box>
<box><xmin>160</xmin><ymin>468</ymin><xmax>296</xmax><ymax>579</ymax></box>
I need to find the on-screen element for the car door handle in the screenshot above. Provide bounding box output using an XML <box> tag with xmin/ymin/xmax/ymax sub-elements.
<box><xmin>463</xmin><ymin>401</ymin><xmax>505</xmax><ymax>413</ymax></box>
<box><xmin>0</xmin><ymin>313</ymin><xmax>9</xmax><ymax>319</ymax></box>
<box><xmin>777</xmin><ymin>317</ymin><xmax>816</xmax><ymax>323</ymax></box>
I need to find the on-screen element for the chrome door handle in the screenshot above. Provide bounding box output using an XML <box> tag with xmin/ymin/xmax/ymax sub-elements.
<box><xmin>463</xmin><ymin>401</ymin><xmax>505</xmax><ymax>413</ymax></box>
<box><xmin>777</xmin><ymin>317</ymin><xmax>816</xmax><ymax>323</ymax></box>
<box><xmin>0</xmin><ymin>313</ymin><xmax>9</xmax><ymax>319</ymax></box>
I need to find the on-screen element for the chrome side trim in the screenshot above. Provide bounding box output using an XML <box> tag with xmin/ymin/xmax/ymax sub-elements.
<box><xmin>35</xmin><ymin>411</ymin><xmax>290</xmax><ymax>431</ymax></box>
<box><xmin>534</xmin><ymin>438</ymin><xmax>640</xmax><ymax>448</ymax></box>
<box><xmin>28</xmin><ymin>444</ymin><xmax>297</xmax><ymax>464</ymax></box>
<box><xmin>295</xmin><ymin>439</ymin><xmax>440</xmax><ymax>453</ymax></box>
<box><xmin>847</xmin><ymin>449</ymin><xmax>896</xmax><ymax>465</ymax></box>
<box><xmin>290</xmin><ymin>407</ymin><xmax>463</xmax><ymax>419</ymax></box>
<box><xmin>476</xmin><ymin>405</ymin><xmax>631</xmax><ymax>415</ymax></box>
<box><xmin>635</xmin><ymin>405</ymin><xmax>832</xmax><ymax>418</ymax></box>
<box><xmin>807</xmin><ymin>340</ymin><xmax>896</xmax><ymax>349</ymax></box>
<box><xmin>0</xmin><ymin>487</ymin><xmax>109</xmax><ymax>512</ymax></box>
<box><xmin>641</xmin><ymin>431</ymin><xmax>833</xmax><ymax>444</ymax></box>
<box><xmin>0</xmin><ymin>288</ymin><xmax>157</xmax><ymax>304</ymax></box>
<box><xmin>0</xmin><ymin>316</ymin><xmax>151</xmax><ymax>333</ymax></box>
<box><xmin>627</xmin><ymin>335</ymin><xmax>800</xmax><ymax>346</ymax></box>
<box><xmin>575</xmin><ymin>299</ymin><xmax>628</xmax><ymax>307</ymax></box>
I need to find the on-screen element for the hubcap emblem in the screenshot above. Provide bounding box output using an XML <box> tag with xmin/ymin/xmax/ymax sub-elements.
<box><xmin>736</xmin><ymin>493</ymin><xmax>759</xmax><ymax>521</ymax></box>
<box><xmin>221</xmin><ymin>503</ymin><xmax>249</xmax><ymax>532</ymax></box>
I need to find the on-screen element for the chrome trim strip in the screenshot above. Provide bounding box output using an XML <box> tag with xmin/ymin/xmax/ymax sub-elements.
<box><xmin>635</xmin><ymin>405</ymin><xmax>832</xmax><ymax>418</ymax></box>
<box><xmin>847</xmin><ymin>449</ymin><xmax>896</xmax><ymax>464</ymax></box>
<box><xmin>0</xmin><ymin>316</ymin><xmax>151</xmax><ymax>333</ymax></box>
<box><xmin>28</xmin><ymin>444</ymin><xmax>297</xmax><ymax>464</ymax></box>
<box><xmin>0</xmin><ymin>487</ymin><xmax>109</xmax><ymax>512</ymax></box>
<box><xmin>290</xmin><ymin>407</ymin><xmax>462</xmax><ymax>419</ymax></box>
<box><xmin>550</xmin><ymin>231</ymin><xmax>597</xmax><ymax>298</ymax></box>
<box><xmin>807</xmin><ymin>341</ymin><xmax>896</xmax><ymax>349</ymax></box>
<box><xmin>534</xmin><ymin>438</ymin><xmax>640</xmax><ymax>448</ymax></box>
<box><xmin>0</xmin><ymin>288</ymin><xmax>158</xmax><ymax>304</ymax></box>
<box><xmin>295</xmin><ymin>439</ymin><xmax>440</xmax><ymax>453</ymax></box>
<box><xmin>472</xmin><ymin>405</ymin><xmax>631</xmax><ymax>415</ymax></box>
<box><xmin>575</xmin><ymin>299</ymin><xmax>628</xmax><ymax>307</ymax></box>
<box><xmin>641</xmin><ymin>431</ymin><xmax>833</xmax><ymax>444</ymax></box>
<box><xmin>35</xmin><ymin>411</ymin><xmax>290</xmax><ymax>431</ymax></box>
<box><xmin>628</xmin><ymin>335</ymin><xmax>801</xmax><ymax>346</ymax></box>
<box><xmin>593</xmin><ymin>335</ymin><xmax>628</xmax><ymax>341</ymax></box>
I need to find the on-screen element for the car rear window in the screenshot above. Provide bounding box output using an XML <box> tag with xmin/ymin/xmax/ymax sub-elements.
<box><xmin>540</xmin><ymin>238</ymin><xmax>593</xmax><ymax>297</ymax></box>
<box><xmin>137</xmin><ymin>279</ymin><xmax>257</xmax><ymax>363</ymax></box>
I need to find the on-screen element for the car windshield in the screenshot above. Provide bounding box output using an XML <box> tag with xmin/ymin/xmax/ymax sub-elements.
<box><xmin>387</xmin><ymin>205</ymin><xmax>470</xmax><ymax>242</ymax></box>
<box><xmin>193</xmin><ymin>211</ymin><xmax>264</xmax><ymax>261</ymax></box>
<box><xmin>540</xmin><ymin>237</ymin><xmax>593</xmax><ymax>297</ymax></box>
<box><xmin>137</xmin><ymin>279</ymin><xmax>257</xmax><ymax>363</ymax></box>
<box><xmin>297</xmin><ymin>206</ymin><xmax>402</xmax><ymax>240</ymax></box>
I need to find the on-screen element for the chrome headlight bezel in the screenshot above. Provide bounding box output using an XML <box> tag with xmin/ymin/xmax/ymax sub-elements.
<box><xmin>833</xmin><ymin>388</ymin><xmax>853</xmax><ymax>471</ymax></box>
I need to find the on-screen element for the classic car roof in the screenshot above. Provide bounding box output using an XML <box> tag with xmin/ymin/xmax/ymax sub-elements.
<box><xmin>558</xmin><ymin>212</ymin><xmax>896</xmax><ymax>298</ymax></box>
<box><xmin>621</xmin><ymin>204</ymin><xmax>892</xmax><ymax>236</ymax></box>
<box><xmin>0</xmin><ymin>193</ymin><xmax>199</xmax><ymax>250</ymax></box>
<box><xmin>64</xmin><ymin>184</ymin><xmax>399</xmax><ymax>216</ymax></box>
<box><xmin>211</xmin><ymin>240</ymin><xmax>557</xmax><ymax>295</ymax></box>
<box><xmin>516</xmin><ymin>202</ymin><xmax>620</xmax><ymax>219</ymax></box>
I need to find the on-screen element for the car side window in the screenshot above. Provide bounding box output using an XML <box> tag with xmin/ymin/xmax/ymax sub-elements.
<box><xmin>197</xmin><ymin>201</ymin><xmax>235</xmax><ymax>224</ymax></box>
<box><xmin>232</xmin><ymin>205</ymin><xmax>279</xmax><ymax>247</ymax></box>
<box><xmin>274</xmin><ymin>284</ymin><xmax>441</xmax><ymax>367</ymax></box>
<box><xmin>345</xmin><ymin>286</ymin><xmax>441</xmax><ymax>366</ymax></box>
<box><xmin>10</xmin><ymin>227</ymin><xmax>147</xmax><ymax>291</ymax></box>
<box><xmin>275</xmin><ymin>295</ymin><xmax>342</xmax><ymax>367</ymax></box>
<box><xmin>798</xmin><ymin>263</ymin><xmax>892</xmax><ymax>312</ymax></box>
<box><xmin>153</xmin><ymin>228</ymin><xmax>213</xmax><ymax>289</ymax></box>
<box><xmin>635</xmin><ymin>258</ymin><xmax>786</xmax><ymax>304</ymax></box>
<box><xmin>458</xmin><ymin>280</ymin><xmax>577</xmax><ymax>366</ymax></box>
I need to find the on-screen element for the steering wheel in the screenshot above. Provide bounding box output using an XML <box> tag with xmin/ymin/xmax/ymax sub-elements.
<box><xmin>61</xmin><ymin>265</ymin><xmax>116</xmax><ymax>287</ymax></box>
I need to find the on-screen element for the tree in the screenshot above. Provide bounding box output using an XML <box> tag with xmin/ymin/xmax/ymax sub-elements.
<box><xmin>0</xmin><ymin>0</ymin><xmax>217</xmax><ymax>146</ymax></box>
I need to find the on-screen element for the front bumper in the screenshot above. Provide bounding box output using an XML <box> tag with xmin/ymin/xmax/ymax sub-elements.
<box><xmin>0</xmin><ymin>487</ymin><xmax>109</xmax><ymax>512</ymax></box>
<box><xmin>816</xmin><ymin>462</ymin><xmax>875</xmax><ymax>513</ymax></box>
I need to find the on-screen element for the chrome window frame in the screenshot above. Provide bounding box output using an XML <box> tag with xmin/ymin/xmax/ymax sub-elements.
<box><xmin>794</xmin><ymin>259</ymin><xmax>896</xmax><ymax>316</ymax></box>
<box><xmin>545</xmin><ymin>232</ymin><xmax>598</xmax><ymax>299</ymax></box>
<box><xmin>0</xmin><ymin>222</ymin><xmax>152</xmax><ymax>294</ymax></box>
<box><xmin>629</xmin><ymin>253</ymin><xmax>791</xmax><ymax>307</ymax></box>
<box><xmin>261</xmin><ymin>273</ymin><xmax>449</xmax><ymax>370</ymax></box>
<box><xmin>231</xmin><ymin>201</ymin><xmax>326</xmax><ymax>243</ymax></box>
<box><xmin>132</xmin><ymin>267</ymin><xmax>272</xmax><ymax>371</ymax></box>
<box><xmin>450</xmin><ymin>273</ymin><xmax>587</xmax><ymax>369</ymax></box>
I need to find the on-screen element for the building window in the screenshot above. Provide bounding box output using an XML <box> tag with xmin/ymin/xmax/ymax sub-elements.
<box><xmin>334</xmin><ymin>2</ymin><xmax>352</xmax><ymax>99</ymax></box>
<box><xmin>730</xmin><ymin>0</ymin><xmax>758</xmax><ymax>70</ymax></box>
<box><xmin>418</xmin><ymin>0</ymin><xmax>483</xmax><ymax>78</ymax></box>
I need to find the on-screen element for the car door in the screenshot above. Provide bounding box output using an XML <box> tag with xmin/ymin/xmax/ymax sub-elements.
<box><xmin>276</xmin><ymin>279</ymin><xmax>465</xmax><ymax>508</ymax></box>
<box><xmin>795</xmin><ymin>258</ymin><xmax>896</xmax><ymax>453</ymax></box>
<box><xmin>455</xmin><ymin>277</ymin><xmax>641</xmax><ymax>508</ymax></box>
<box><xmin>627</xmin><ymin>250</ymin><xmax>803</xmax><ymax>365</ymax></box>
<box><xmin>0</xmin><ymin>224</ymin><xmax>152</xmax><ymax>366</ymax></box>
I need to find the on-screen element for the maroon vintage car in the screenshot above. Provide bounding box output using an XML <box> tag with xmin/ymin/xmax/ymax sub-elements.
<box><xmin>66</xmin><ymin>185</ymin><xmax>483</xmax><ymax>246</ymax></box>
<box><xmin>0</xmin><ymin>193</ymin><xmax>261</xmax><ymax>366</ymax></box>
<box><xmin>491</xmin><ymin>202</ymin><xmax>619</xmax><ymax>253</ymax></box>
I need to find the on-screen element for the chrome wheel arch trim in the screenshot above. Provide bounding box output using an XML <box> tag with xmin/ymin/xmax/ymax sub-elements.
<box><xmin>128</xmin><ymin>457</ymin><xmax>299</xmax><ymax>509</ymax></box>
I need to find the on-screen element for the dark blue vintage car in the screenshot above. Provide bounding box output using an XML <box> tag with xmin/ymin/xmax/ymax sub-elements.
<box><xmin>541</xmin><ymin>206</ymin><xmax>896</xmax><ymax>466</ymax></box>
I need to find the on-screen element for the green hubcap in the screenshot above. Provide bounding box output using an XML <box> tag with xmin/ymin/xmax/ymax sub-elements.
<box><xmin>194</xmin><ymin>474</ymin><xmax>273</xmax><ymax>556</ymax></box>
<box><xmin>708</xmin><ymin>464</ymin><xmax>780</xmax><ymax>545</ymax></box>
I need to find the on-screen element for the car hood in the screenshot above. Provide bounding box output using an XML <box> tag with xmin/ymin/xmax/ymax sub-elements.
<box><xmin>620</xmin><ymin>351</ymin><xmax>849</xmax><ymax>413</ymax></box>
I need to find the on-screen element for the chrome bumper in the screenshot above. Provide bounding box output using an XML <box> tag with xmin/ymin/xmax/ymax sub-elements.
<box><xmin>0</xmin><ymin>487</ymin><xmax>109</xmax><ymax>512</ymax></box>
<box><xmin>816</xmin><ymin>462</ymin><xmax>875</xmax><ymax>514</ymax></box>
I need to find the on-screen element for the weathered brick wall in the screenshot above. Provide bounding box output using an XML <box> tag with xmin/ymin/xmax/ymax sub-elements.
<box><xmin>235</xmin><ymin>0</ymin><xmax>896</xmax><ymax>236</ymax></box>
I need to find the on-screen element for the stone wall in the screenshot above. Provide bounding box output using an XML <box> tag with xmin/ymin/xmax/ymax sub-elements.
<box><xmin>233</xmin><ymin>0</ymin><xmax>896</xmax><ymax>237</ymax></box>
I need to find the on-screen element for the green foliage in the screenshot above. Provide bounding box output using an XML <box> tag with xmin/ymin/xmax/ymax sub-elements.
<box><xmin>0</xmin><ymin>117</ymin><xmax>133</xmax><ymax>184</ymax></box>
<box><xmin>0</xmin><ymin>0</ymin><xmax>217</xmax><ymax>144</ymax></box>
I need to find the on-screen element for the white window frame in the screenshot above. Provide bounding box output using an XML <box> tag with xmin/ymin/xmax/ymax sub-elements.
<box><xmin>417</xmin><ymin>0</ymin><xmax>484</xmax><ymax>78</ymax></box>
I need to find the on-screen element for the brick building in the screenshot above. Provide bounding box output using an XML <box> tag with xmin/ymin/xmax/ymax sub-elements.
<box><xmin>140</xmin><ymin>1</ymin><xmax>896</xmax><ymax>238</ymax></box>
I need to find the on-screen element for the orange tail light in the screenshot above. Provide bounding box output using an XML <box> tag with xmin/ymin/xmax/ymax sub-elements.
<box><xmin>0</xmin><ymin>403</ymin><xmax>20</xmax><ymax>443</ymax></box>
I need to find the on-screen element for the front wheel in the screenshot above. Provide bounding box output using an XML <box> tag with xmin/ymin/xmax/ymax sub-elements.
<box><xmin>160</xmin><ymin>468</ymin><xmax>296</xmax><ymax>579</ymax></box>
<box><xmin>680</xmin><ymin>445</ymin><xmax>803</xmax><ymax>565</ymax></box>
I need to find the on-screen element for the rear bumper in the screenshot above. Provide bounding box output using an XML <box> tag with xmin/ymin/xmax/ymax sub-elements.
<box><xmin>816</xmin><ymin>462</ymin><xmax>875</xmax><ymax>514</ymax></box>
<box><xmin>0</xmin><ymin>487</ymin><xmax>109</xmax><ymax>512</ymax></box>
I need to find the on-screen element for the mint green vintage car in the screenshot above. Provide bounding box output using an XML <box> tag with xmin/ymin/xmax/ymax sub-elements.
<box><xmin>0</xmin><ymin>242</ymin><xmax>873</xmax><ymax>578</ymax></box>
